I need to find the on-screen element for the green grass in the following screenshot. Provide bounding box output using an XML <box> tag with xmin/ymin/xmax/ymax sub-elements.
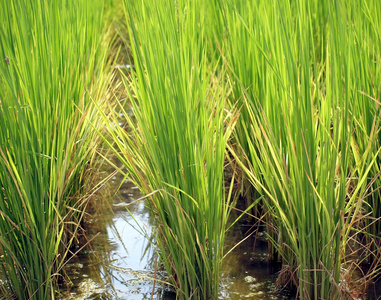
<box><xmin>0</xmin><ymin>0</ymin><xmax>114</xmax><ymax>298</ymax></box>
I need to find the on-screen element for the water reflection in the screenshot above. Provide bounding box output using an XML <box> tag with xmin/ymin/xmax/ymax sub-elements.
<box><xmin>58</xmin><ymin>165</ymin><xmax>164</xmax><ymax>299</ymax></box>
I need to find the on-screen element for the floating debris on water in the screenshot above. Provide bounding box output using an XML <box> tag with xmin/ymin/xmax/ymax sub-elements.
<box><xmin>244</xmin><ymin>276</ymin><xmax>257</xmax><ymax>283</ymax></box>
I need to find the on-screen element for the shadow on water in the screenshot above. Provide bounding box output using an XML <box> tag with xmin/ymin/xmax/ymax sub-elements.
<box><xmin>220</xmin><ymin>219</ymin><xmax>293</xmax><ymax>300</ymax></box>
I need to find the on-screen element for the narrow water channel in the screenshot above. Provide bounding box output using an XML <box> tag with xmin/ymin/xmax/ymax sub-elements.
<box><xmin>58</xmin><ymin>165</ymin><xmax>161</xmax><ymax>299</ymax></box>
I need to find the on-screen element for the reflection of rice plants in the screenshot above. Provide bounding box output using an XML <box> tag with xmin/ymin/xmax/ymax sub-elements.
<box><xmin>0</xmin><ymin>0</ymin><xmax>112</xmax><ymax>298</ymax></box>
<box><xmin>102</xmin><ymin>0</ymin><xmax>235</xmax><ymax>298</ymax></box>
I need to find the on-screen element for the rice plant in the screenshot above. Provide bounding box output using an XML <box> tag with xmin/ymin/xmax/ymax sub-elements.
<box><xmin>0</xmin><ymin>0</ymin><xmax>113</xmax><ymax>298</ymax></box>
<box><xmin>98</xmin><ymin>0</ymin><xmax>236</xmax><ymax>298</ymax></box>
<box><xmin>221</xmin><ymin>0</ymin><xmax>381</xmax><ymax>298</ymax></box>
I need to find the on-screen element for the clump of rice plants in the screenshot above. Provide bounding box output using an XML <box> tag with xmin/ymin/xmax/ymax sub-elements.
<box><xmin>101</xmin><ymin>0</ymin><xmax>235</xmax><ymax>298</ymax></box>
<box><xmin>0</xmin><ymin>0</ymin><xmax>113</xmax><ymax>298</ymax></box>
<box><xmin>220</xmin><ymin>0</ymin><xmax>381</xmax><ymax>299</ymax></box>
<box><xmin>344</xmin><ymin>0</ymin><xmax>381</xmax><ymax>272</ymax></box>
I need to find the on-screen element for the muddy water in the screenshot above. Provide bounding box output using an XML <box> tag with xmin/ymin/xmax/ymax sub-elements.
<box><xmin>58</xmin><ymin>161</ymin><xmax>296</xmax><ymax>300</ymax></box>
<box><xmin>220</xmin><ymin>221</ymin><xmax>293</xmax><ymax>300</ymax></box>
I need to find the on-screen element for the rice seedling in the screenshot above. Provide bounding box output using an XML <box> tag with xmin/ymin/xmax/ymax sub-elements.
<box><xmin>97</xmin><ymin>0</ymin><xmax>236</xmax><ymax>298</ymax></box>
<box><xmin>0</xmin><ymin>0</ymin><xmax>113</xmax><ymax>298</ymax></box>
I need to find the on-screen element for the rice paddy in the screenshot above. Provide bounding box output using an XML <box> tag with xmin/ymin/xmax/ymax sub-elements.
<box><xmin>1</xmin><ymin>0</ymin><xmax>380</xmax><ymax>299</ymax></box>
